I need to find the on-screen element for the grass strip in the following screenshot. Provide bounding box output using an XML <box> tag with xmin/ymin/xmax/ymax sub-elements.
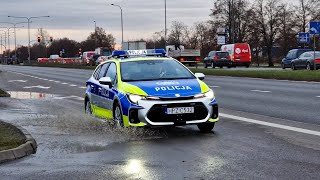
<box><xmin>0</xmin><ymin>122</ymin><xmax>26</xmax><ymax>151</ymax></box>
<box><xmin>191</xmin><ymin>69</ymin><xmax>320</xmax><ymax>82</ymax></box>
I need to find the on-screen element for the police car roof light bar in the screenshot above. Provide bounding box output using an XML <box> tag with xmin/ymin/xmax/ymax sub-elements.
<box><xmin>112</xmin><ymin>49</ymin><xmax>166</xmax><ymax>58</ymax></box>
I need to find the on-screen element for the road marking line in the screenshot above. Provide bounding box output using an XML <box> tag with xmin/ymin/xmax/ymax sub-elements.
<box><xmin>8</xmin><ymin>80</ymin><xmax>27</xmax><ymax>83</ymax></box>
<box><xmin>251</xmin><ymin>90</ymin><xmax>271</xmax><ymax>93</ymax></box>
<box><xmin>48</xmin><ymin>80</ymin><xmax>54</xmax><ymax>82</ymax></box>
<box><xmin>210</xmin><ymin>86</ymin><xmax>220</xmax><ymax>88</ymax></box>
<box><xmin>79</xmin><ymin>87</ymin><xmax>87</xmax><ymax>89</ymax></box>
<box><xmin>42</xmin><ymin>79</ymin><xmax>48</xmax><ymax>81</ymax></box>
<box><xmin>220</xmin><ymin>113</ymin><xmax>320</xmax><ymax>137</ymax></box>
<box><xmin>61</xmin><ymin>83</ymin><xmax>69</xmax><ymax>85</ymax></box>
<box><xmin>69</xmin><ymin>84</ymin><xmax>77</xmax><ymax>87</ymax></box>
<box><xmin>23</xmin><ymin>85</ymin><xmax>51</xmax><ymax>89</ymax></box>
<box><xmin>54</xmin><ymin>81</ymin><xmax>60</xmax><ymax>83</ymax></box>
<box><xmin>317</xmin><ymin>96</ymin><xmax>320</xmax><ymax>98</ymax></box>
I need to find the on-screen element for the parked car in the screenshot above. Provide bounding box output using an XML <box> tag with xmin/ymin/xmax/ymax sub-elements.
<box><xmin>291</xmin><ymin>51</ymin><xmax>320</xmax><ymax>70</ymax></box>
<box><xmin>220</xmin><ymin>43</ymin><xmax>251</xmax><ymax>67</ymax></box>
<box><xmin>281</xmin><ymin>49</ymin><xmax>312</xmax><ymax>69</ymax></box>
<box><xmin>204</xmin><ymin>51</ymin><xmax>232</xmax><ymax>68</ymax></box>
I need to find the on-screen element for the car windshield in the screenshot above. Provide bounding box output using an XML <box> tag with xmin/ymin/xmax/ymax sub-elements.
<box><xmin>120</xmin><ymin>59</ymin><xmax>195</xmax><ymax>82</ymax></box>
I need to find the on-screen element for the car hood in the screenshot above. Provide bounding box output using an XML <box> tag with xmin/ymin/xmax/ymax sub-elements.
<box><xmin>123</xmin><ymin>79</ymin><xmax>206</xmax><ymax>98</ymax></box>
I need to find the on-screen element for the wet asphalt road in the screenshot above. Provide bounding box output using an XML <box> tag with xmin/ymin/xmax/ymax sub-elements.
<box><xmin>0</xmin><ymin>65</ymin><xmax>320</xmax><ymax>180</ymax></box>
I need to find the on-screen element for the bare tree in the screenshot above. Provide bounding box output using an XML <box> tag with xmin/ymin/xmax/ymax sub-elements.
<box><xmin>255</xmin><ymin>0</ymin><xmax>281</xmax><ymax>66</ymax></box>
<box><xmin>168</xmin><ymin>21</ymin><xmax>187</xmax><ymax>45</ymax></box>
<box><xmin>295</xmin><ymin>0</ymin><xmax>320</xmax><ymax>33</ymax></box>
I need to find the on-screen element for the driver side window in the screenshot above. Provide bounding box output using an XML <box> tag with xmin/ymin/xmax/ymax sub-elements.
<box><xmin>105</xmin><ymin>63</ymin><xmax>117</xmax><ymax>85</ymax></box>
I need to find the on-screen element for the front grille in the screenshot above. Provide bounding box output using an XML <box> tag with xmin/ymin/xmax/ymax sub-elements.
<box><xmin>159</xmin><ymin>96</ymin><xmax>194</xmax><ymax>101</ymax></box>
<box><xmin>147</xmin><ymin>102</ymin><xmax>208</xmax><ymax>122</ymax></box>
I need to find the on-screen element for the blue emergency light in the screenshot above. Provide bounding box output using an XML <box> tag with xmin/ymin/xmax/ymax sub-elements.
<box><xmin>112</xmin><ymin>49</ymin><xmax>166</xmax><ymax>58</ymax></box>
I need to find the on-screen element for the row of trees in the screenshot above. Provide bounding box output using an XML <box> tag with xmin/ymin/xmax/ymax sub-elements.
<box><xmin>6</xmin><ymin>27</ymin><xmax>115</xmax><ymax>61</ymax></box>
<box><xmin>4</xmin><ymin>0</ymin><xmax>320</xmax><ymax>66</ymax></box>
<box><xmin>145</xmin><ymin>0</ymin><xmax>320</xmax><ymax>66</ymax></box>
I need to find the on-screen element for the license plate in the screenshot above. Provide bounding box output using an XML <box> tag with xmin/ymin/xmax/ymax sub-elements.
<box><xmin>166</xmin><ymin>107</ymin><xmax>194</xmax><ymax>115</ymax></box>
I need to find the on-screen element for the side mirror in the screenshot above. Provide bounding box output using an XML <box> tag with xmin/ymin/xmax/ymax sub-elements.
<box><xmin>195</xmin><ymin>73</ymin><xmax>205</xmax><ymax>80</ymax></box>
<box><xmin>99</xmin><ymin>77</ymin><xmax>112</xmax><ymax>88</ymax></box>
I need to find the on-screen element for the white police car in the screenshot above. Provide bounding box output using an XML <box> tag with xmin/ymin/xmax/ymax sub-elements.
<box><xmin>85</xmin><ymin>49</ymin><xmax>219</xmax><ymax>132</ymax></box>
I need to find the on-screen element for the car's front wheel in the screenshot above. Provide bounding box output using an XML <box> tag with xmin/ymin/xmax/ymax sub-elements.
<box><xmin>197</xmin><ymin>123</ymin><xmax>215</xmax><ymax>133</ymax></box>
<box><xmin>113</xmin><ymin>103</ymin><xmax>124</xmax><ymax>128</ymax></box>
<box><xmin>85</xmin><ymin>100</ymin><xmax>93</xmax><ymax>115</ymax></box>
<box><xmin>204</xmin><ymin>62</ymin><xmax>208</xmax><ymax>68</ymax></box>
<box><xmin>281</xmin><ymin>63</ymin><xmax>286</xmax><ymax>69</ymax></box>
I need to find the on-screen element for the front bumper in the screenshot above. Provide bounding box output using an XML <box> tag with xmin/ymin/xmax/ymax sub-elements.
<box><xmin>129</xmin><ymin>97</ymin><xmax>218</xmax><ymax>126</ymax></box>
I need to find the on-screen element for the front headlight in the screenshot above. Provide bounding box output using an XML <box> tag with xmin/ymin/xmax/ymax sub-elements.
<box><xmin>194</xmin><ymin>89</ymin><xmax>215</xmax><ymax>100</ymax></box>
<box><xmin>204</xmin><ymin>89</ymin><xmax>215</xmax><ymax>100</ymax></box>
<box><xmin>128</xmin><ymin>94</ymin><xmax>145</xmax><ymax>104</ymax></box>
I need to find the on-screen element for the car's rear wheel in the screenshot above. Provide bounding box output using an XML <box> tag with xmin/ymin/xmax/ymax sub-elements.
<box><xmin>281</xmin><ymin>63</ymin><xmax>286</xmax><ymax>69</ymax></box>
<box><xmin>306</xmin><ymin>62</ymin><xmax>314</xmax><ymax>71</ymax></box>
<box><xmin>291</xmin><ymin>63</ymin><xmax>297</xmax><ymax>70</ymax></box>
<box><xmin>197</xmin><ymin>123</ymin><xmax>215</xmax><ymax>133</ymax></box>
<box><xmin>114</xmin><ymin>103</ymin><xmax>124</xmax><ymax>128</ymax></box>
<box><xmin>211</xmin><ymin>62</ymin><xmax>215</xmax><ymax>68</ymax></box>
<box><xmin>85</xmin><ymin>100</ymin><xmax>93</xmax><ymax>115</ymax></box>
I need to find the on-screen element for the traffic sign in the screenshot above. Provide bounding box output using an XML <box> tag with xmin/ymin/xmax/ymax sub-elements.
<box><xmin>309</xmin><ymin>22</ymin><xmax>320</xmax><ymax>35</ymax></box>
<box><xmin>217</xmin><ymin>36</ymin><xmax>226</xmax><ymax>45</ymax></box>
<box><xmin>298</xmin><ymin>32</ymin><xmax>310</xmax><ymax>43</ymax></box>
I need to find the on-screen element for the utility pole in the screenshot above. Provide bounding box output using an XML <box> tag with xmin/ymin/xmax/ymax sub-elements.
<box><xmin>94</xmin><ymin>20</ymin><xmax>97</xmax><ymax>48</ymax></box>
<box><xmin>165</xmin><ymin>0</ymin><xmax>167</xmax><ymax>48</ymax></box>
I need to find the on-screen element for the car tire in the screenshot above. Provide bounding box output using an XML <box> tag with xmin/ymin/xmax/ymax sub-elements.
<box><xmin>245</xmin><ymin>64</ymin><xmax>250</xmax><ymax>68</ymax></box>
<box><xmin>306</xmin><ymin>62</ymin><xmax>314</xmax><ymax>71</ymax></box>
<box><xmin>197</xmin><ymin>123</ymin><xmax>215</xmax><ymax>133</ymax></box>
<box><xmin>211</xmin><ymin>62</ymin><xmax>215</xmax><ymax>68</ymax></box>
<box><xmin>291</xmin><ymin>63</ymin><xmax>297</xmax><ymax>70</ymax></box>
<box><xmin>113</xmin><ymin>103</ymin><xmax>124</xmax><ymax>128</ymax></box>
<box><xmin>219</xmin><ymin>66</ymin><xmax>223</xmax><ymax>69</ymax></box>
<box><xmin>281</xmin><ymin>63</ymin><xmax>286</xmax><ymax>69</ymax></box>
<box><xmin>85</xmin><ymin>100</ymin><xmax>93</xmax><ymax>115</ymax></box>
<box><xmin>204</xmin><ymin>62</ymin><xmax>208</xmax><ymax>68</ymax></box>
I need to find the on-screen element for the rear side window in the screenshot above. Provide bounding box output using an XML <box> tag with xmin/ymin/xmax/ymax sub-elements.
<box><xmin>297</xmin><ymin>50</ymin><xmax>306</xmax><ymax>58</ymax></box>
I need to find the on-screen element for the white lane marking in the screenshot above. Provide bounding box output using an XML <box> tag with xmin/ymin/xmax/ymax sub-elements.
<box><xmin>317</xmin><ymin>96</ymin><xmax>320</xmax><ymax>98</ymax></box>
<box><xmin>210</xmin><ymin>86</ymin><xmax>220</xmax><ymax>88</ymax></box>
<box><xmin>42</xmin><ymin>78</ymin><xmax>48</xmax><ymax>81</ymax></box>
<box><xmin>48</xmin><ymin>80</ymin><xmax>54</xmax><ymax>82</ymax></box>
<box><xmin>53</xmin><ymin>95</ymin><xmax>84</xmax><ymax>101</ymax></box>
<box><xmin>8</xmin><ymin>80</ymin><xmax>27</xmax><ymax>83</ymax></box>
<box><xmin>61</xmin><ymin>83</ymin><xmax>69</xmax><ymax>85</ymax></box>
<box><xmin>69</xmin><ymin>84</ymin><xmax>77</xmax><ymax>87</ymax></box>
<box><xmin>79</xmin><ymin>86</ymin><xmax>87</xmax><ymax>89</ymax></box>
<box><xmin>54</xmin><ymin>81</ymin><xmax>60</xmax><ymax>83</ymax></box>
<box><xmin>23</xmin><ymin>85</ymin><xmax>51</xmax><ymax>89</ymax></box>
<box><xmin>220</xmin><ymin>113</ymin><xmax>320</xmax><ymax>137</ymax></box>
<box><xmin>251</xmin><ymin>90</ymin><xmax>271</xmax><ymax>93</ymax></box>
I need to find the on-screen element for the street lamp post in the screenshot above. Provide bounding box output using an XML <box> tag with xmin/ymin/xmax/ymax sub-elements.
<box><xmin>111</xmin><ymin>4</ymin><xmax>124</xmax><ymax>47</ymax></box>
<box><xmin>94</xmin><ymin>20</ymin><xmax>97</xmax><ymax>48</ymax></box>
<box><xmin>0</xmin><ymin>26</ymin><xmax>24</xmax><ymax>60</ymax></box>
<box><xmin>0</xmin><ymin>22</ymin><xmax>27</xmax><ymax>60</ymax></box>
<box><xmin>8</xmin><ymin>16</ymin><xmax>50</xmax><ymax>64</ymax></box>
<box><xmin>165</xmin><ymin>0</ymin><xmax>167</xmax><ymax>47</ymax></box>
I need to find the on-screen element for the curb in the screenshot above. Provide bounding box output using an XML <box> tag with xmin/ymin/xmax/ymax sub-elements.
<box><xmin>0</xmin><ymin>123</ymin><xmax>37</xmax><ymax>164</ymax></box>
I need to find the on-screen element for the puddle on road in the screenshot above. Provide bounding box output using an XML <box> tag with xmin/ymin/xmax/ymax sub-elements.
<box><xmin>7</xmin><ymin>91</ymin><xmax>58</xmax><ymax>100</ymax></box>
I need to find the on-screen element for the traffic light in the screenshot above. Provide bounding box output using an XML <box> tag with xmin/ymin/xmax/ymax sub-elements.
<box><xmin>37</xmin><ymin>36</ymin><xmax>41</xmax><ymax>43</ymax></box>
<box><xmin>50</xmin><ymin>36</ymin><xmax>53</xmax><ymax>42</ymax></box>
<box><xmin>79</xmin><ymin>48</ymin><xmax>82</xmax><ymax>55</ymax></box>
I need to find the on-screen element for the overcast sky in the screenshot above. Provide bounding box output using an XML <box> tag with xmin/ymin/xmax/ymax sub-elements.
<box><xmin>0</xmin><ymin>0</ymin><xmax>214</xmax><ymax>48</ymax></box>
